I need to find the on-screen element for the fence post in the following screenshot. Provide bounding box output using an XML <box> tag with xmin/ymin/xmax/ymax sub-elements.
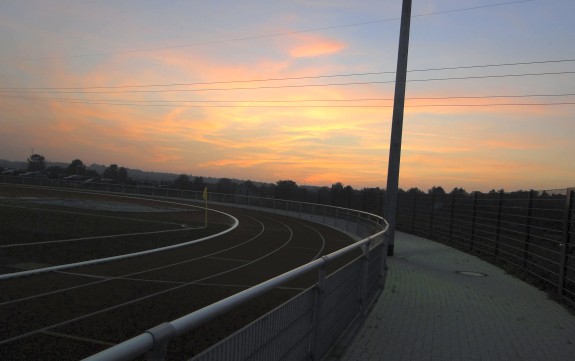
<box><xmin>428</xmin><ymin>192</ymin><xmax>435</xmax><ymax>239</ymax></box>
<box><xmin>469</xmin><ymin>192</ymin><xmax>478</xmax><ymax>251</ymax></box>
<box><xmin>448</xmin><ymin>193</ymin><xmax>455</xmax><ymax>245</ymax></box>
<box><xmin>310</xmin><ymin>264</ymin><xmax>327</xmax><ymax>360</ymax></box>
<box><xmin>558</xmin><ymin>188</ymin><xmax>574</xmax><ymax>298</ymax></box>
<box><xmin>522</xmin><ymin>190</ymin><xmax>535</xmax><ymax>268</ymax></box>
<box><xmin>410</xmin><ymin>192</ymin><xmax>417</xmax><ymax>233</ymax></box>
<box><xmin>494</xmin><ymin>190</ymin><xmax>504</xmax><ymax>258</ymax></box>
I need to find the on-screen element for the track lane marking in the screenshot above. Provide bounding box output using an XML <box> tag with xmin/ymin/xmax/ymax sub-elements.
<box><xmin>204</xmin><ymin>256</ymin><xmax>251</xmax><ymax>263</ymax></box>
<box><xmin>0</xmin><ymin>215</ymin><xmax>295</xmax><ymax>346</ymax></box>
<box><xmin>1</xmin><ymin>227</ymin><xmax>195</xmax><ymax>248</ymax></box>
<box><xmin>0</xmin><ymin>216</ymin><xmax>265</xmax><ymax>307</ymax></box>
<box><xmin>40</xmin><ymin>330</ymin><xmax>116</xmax><ymax>347</ymax></box>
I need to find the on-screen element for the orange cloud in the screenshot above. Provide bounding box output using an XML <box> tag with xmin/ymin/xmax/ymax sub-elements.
<box><xmin>289</xmin><ymin>38</ymin><xmax>346</xmax><ymax>58</ymax></box>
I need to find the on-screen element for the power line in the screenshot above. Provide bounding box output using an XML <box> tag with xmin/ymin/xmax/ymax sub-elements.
<box><xmin>1</xmin><ymin>0</ymin><xmax>535</xmax><ymax>61</ymax></box>
<box><xmin>3</xmin><ymin>95</ymin><xmax>574</xmax><ymax>108</ymax></box>
<box><xmin>2</xmin><ymin>71</ymin><xmax>573</xmax><ymax>94</ymax></box>
<box><xmin>2</xmin><ymin>93</ymin><xmax>574</xmax><ymax>104</ymax></box>
<box><xmin>4</xmin><ymin>57</ymin><xmax>571</xmax><ymax>92</ymax></box>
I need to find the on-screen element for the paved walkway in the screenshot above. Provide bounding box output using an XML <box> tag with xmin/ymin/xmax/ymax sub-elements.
<box><xmin>333</xmin><ymin>232</ymin><xmax>575</xmax><ymax>361</ymax></box>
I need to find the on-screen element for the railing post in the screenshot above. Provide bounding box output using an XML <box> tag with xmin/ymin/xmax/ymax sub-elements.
<box><xmin>469</xmin><ymin>192</ymin><xmax>478</xmax><ymax>251</ymax></box>
<box><xmin>558</xmin><ymin>188</ymin><xmax>574</xmax><ymax>297</ymax></box>
<box><xmin>145</xmin><ymin>323</ymin><xmax>176</xmax><ymax>361</ymax></box>
<box><xmin>494</xmin><ymin>190</ymin><xmax>504</xmax><ymax>258</ymax></box>
<box><xmin>310</xmin><ymin>264</ymin><xmax>327</xmax><ymax>361</ymax></box>
<box><xmin>523</xmin><ymin>190</ymin><xmax>535</xmax><ymax>268</ymax></box>
<box><xmin>360</xmin><ymin>244</ymin><xmax>370</xmax><ymax>316</ymax></box>
<box><xmin>346</xmin><ymin>209</ymin><xmax>351</xmax><ymax>231</ymax></box>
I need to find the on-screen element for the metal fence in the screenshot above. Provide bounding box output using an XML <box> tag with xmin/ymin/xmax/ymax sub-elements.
<box><xmin>395</xmin><ymin>188</ymin><xmax>575</xmax><ymax>306</ymax></box>
<box><xmin>0</xmin><ymin>176</ymin><xmax>388</xmax><ymax>361</ymax></box>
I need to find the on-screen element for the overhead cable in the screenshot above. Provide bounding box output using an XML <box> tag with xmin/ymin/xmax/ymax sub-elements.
<box><xmin>2</xmin><ymin>71</ymin><xmax>573</xmax><ymax>94</ymax></box>
<box><xmin>2</xmin><ymin>0</ymin><xmax>534</xmax><ymax>61</ymax></box>
<box><xmin>4</xmin><ymin>57</ymin><xmax>572</xmax><ymax>91</ymax></box>
<box><xmin>3</xmin><ymin>95</ymin><xmax>574</xmax><ymax>108</ymax></box>
<box><xmin>2</xmin><ymin>93</ymin><xmax>574</xmax><ymax>104</ymax></box>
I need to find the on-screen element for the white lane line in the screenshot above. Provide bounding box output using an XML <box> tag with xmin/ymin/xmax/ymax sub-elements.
<box><xmin>0</xmin><ymin>200</ymin><xmax>239</xmax><ymax>280</ymax></box>
<box><xmin>298</xmin><ymin>221</ymin><xmax>327</xmax><ymax>261</ymax></box>
<box><xmin>40</xmin><ymin>330</ymin><xmax>116</xmax><ymax>347</ymax></box>
<box><xmin>0</xmin><ymin>215</ymin><xmax>295</xmax><ymax>346</ymax></box>
<box><xmin>0</xmin><ymin>216</ymin><xmax>265</xmax><ymax>307</ymax></box>
<box><xmin>204</xmin><ymin>256</ymin><xmax>251</xmax><ymax>263</ymax></box>
<box><xmin>285</xmin><ymin>246</ymin><xmax>320</xmax><ymax>251</ymax></box>
<box><xmin>54</xmin><ymin>271</ymin><xmax>112</xmax><ymax>280</ymax></box>
<box><xmin>0</xmin><ymin>203</ymin><xmax>187</xmax><ymax>226</ymax></box>
<box><xmin>0</xmin><ymin>227</ymin><xmax>192</xmax><ymax>248</ymax></box>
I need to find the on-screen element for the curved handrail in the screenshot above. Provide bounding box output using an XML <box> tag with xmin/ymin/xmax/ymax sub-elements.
<box><xmin>84</xmin><ymin>228</ymin><xmax>387</xmax><ymax>361</ymax></box>
<box><xmin>1</xmin><ymin>178</ymin><xmax>389</xmax><ymax>361</ymax></box>
<box><xmin>0</xmin><ymin>192</ymin><xmax>239</xmax><ymax>280</ymax></box>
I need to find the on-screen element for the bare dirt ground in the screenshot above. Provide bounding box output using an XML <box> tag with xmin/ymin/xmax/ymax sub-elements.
<box><xmin>0</xmin><ymin>185</ymin><xmax>358</xmax><ymax>360</ymax></box>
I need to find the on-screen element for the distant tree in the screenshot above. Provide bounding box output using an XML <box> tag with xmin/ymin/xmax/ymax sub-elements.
<box><xmin>217</xmin><ymin>178</ymin><xmax>235</xmax><ymax>194</ymax></box>
<box><xmin>66</xmin><ymin>159</ymin><xmax>86</xmax><ymax>175</ymax></box>
<box><xmin>118</xmin><ymin>167</ymin><xmax>129</xmax><ymax>183</ymax></box>
<box><xmin>260</xmin><ymin>183</ymin><xmax>276</xmax><ymax>198</ymax></box>
<box><xmin>428</xmin><ymin>186</ymin><xmax>446</xmax><ymax>195</ymax></box>
<box><xmin>450</xmin><ymin>187</ymin><xmax>467</xmax><ymax>195</ymax></box>
<box><xmin>103</xmin><ymin>164</ymin><xmax>119</xmax><ymax>180</ymax></box>
<box><xmin>27</xmin><ymin>154</ymin><xmax>46</xmax><ymax>171</ymax></box>
<box><xmin>45</xmin><ymin>166</ymin><xmax>64</xmax><ymax>179</ymax></box>
<box><xmin>344</xmin><ymin>185</ymin><xmax>354</xmax><ymax>208</ymax></box>
<box><xmin>331</xmin><ymin>182</ymin><xmax>344</xmax><ymax>206</ymax></box>
<box><xmin>317</xmin><ymin>186</ymin><xmax>331</xmax><ymax>204</ymax></box>
<box><xmin>240</xmin><ymin>180</ymin><xmax>258</xmax><ymax>196</ymax></box>
<box><xmin>86</xmin><ymin>168</ymin><xmax>100</xmax><ymax>177</ymax></box>
<box><xmin>174</xmin><ymin>174</ymin><xmax>191</xmax><ymax>190</ymax></box>
<box><xmin>192</xmin><ymin>176</ymin><xmax>205</xmax><ymax>191</ymax></box>
<box><xmin>275</xmin><ymin>180</ymin><xmax>298</xmax><ymax>200</ymax></box>
<box><xmin>406</xmin><ymin>187</ymin><xmax>424</xmax><ymax>194</ymax></box>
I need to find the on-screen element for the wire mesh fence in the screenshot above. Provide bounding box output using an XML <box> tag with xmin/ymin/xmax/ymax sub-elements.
<box><xmin>395</xmin><ymin>188</ymin><xmax>575</xmax><ymax>307</ymax></box>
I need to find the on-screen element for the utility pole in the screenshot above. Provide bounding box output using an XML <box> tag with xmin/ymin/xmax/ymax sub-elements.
<box><xmin>384</xmin><ymin>0</ymin><xmax>412</xmax><ymax>256</ymax></box>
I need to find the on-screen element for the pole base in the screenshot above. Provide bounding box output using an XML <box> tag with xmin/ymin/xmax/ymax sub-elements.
<box><xmin>387</xmin><ymin>244</ymin><xmax>395</xmax><ymax>256</ymax></box>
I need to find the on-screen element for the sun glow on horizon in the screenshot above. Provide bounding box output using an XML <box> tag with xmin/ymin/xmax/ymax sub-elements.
<box><xmin>1</xmin><ymin>1</ymin><xmax>574</xmax><ymax>192</ymax></box>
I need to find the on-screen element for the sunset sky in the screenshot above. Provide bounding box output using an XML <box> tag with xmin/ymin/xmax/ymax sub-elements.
<box><xmin>1</xmin><ymin>0</ymin><xmax>574</xmax><ymax>192</ymax></box>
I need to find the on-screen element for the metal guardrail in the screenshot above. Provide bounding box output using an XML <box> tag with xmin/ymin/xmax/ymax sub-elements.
<box><xmin>0</xmin><ymin>176</ymin><xmax>389</xmax><ymax>361</ymax></box>
<box><xmin>395</xmin><ymin>188</ymin><xmax>575</xmax><ymax>306</ymax></box>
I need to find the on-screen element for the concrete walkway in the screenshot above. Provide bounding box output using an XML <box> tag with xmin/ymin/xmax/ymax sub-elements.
<box><xmin>333</xmin><ymin>232</ymin><xmax>575</xmax><ymax>361</ymax></box>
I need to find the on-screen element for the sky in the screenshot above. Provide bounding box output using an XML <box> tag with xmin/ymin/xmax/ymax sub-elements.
<box><xmin>0</xmin><ymin>0</ymin><xmax>574</xmax><ymax>192</ymax></box>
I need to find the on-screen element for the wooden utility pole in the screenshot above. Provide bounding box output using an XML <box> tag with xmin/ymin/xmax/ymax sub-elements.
<box><xmin>384</xmin><ymin>0</ymin><xmax>412</xmax><ymax>256</ymax></box>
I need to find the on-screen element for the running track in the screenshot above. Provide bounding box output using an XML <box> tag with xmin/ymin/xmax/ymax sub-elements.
<box><xmin>0</xmin><ymin>194</ymin><xmax>358</xmax><ymax>360</ymax></box>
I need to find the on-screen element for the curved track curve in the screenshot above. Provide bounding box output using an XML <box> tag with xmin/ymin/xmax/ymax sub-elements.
<box><xmin>0</xmin><ymin>190</ymin><xmax>359</xmax><ymax>360</ymax></box>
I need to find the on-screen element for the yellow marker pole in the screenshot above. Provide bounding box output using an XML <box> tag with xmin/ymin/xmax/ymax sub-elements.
<box><xmin>203</xmin><ymin>186</ymin><xmax>208</xmax><ymax>228</ymax></box>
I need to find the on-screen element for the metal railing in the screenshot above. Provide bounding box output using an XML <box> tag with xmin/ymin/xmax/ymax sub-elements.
<box><xmin>395</xmin><ymin>188</ymin><xmax>575</xmax><ymax>306</ymax></box>
<box><xmin>0</xmin><ymin>176</ymin><xmax>389</xmax><ymax>361</ymax></box>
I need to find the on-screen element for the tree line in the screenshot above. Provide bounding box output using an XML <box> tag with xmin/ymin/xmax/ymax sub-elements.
<box><xmin>6</xmin><ymin>153</ymin><xmax>558</xmax><ymax>216</ymax></box>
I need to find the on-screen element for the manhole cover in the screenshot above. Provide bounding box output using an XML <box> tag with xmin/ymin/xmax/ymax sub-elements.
<box><xmin>456</xmin><ymin>271</ymin><xmax>487</xmax><ymax>277</ymax></box>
